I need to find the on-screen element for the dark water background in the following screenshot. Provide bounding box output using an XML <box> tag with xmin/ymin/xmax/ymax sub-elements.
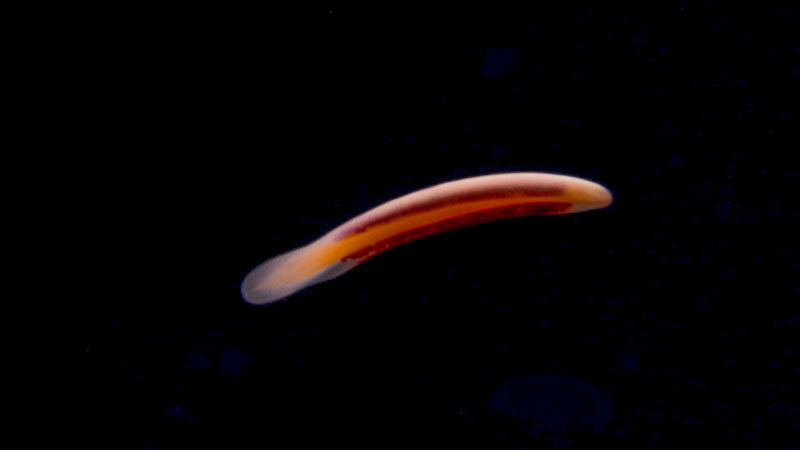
<box><xmin>68</xmin><ymin>4</ymin><xmax>799</xmax><ymax>448</ymax></box>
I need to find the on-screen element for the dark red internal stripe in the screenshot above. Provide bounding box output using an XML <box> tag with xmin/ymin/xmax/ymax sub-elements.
<box><xmin>337</xmin><ymin>185</ymin><xmax>564</xmax><ymax>239</ymax></box>
<box><xmin>341</xmin><ymin>202</ymin><xmax>571</xmax><ymax>261</ymax></box>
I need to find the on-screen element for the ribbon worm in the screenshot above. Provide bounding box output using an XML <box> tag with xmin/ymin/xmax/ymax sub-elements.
<box><xmin>241</xmin><ymin>172</ymin><xmax>612</xmax><ymax>304</ymax></box>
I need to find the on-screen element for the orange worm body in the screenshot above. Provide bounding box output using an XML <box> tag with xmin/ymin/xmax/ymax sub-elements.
<box><xmin>241</xmin><ymin>172</ymin><xmax>612</xmax><ymax>304</ymax></box>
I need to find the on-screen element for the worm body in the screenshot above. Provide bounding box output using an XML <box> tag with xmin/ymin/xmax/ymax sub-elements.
<box><xmin>242</xmin><ymin>172</ymin><xmax>612</xmax><ymax>305</ymax></box>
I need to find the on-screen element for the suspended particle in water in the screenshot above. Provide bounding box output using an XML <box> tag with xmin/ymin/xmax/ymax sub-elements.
<box><xmin>488</xmin><ymin>374</ymin><xmax>614</xmax><ymax>435</ymax></box>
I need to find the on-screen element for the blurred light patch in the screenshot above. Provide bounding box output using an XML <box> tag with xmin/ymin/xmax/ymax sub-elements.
<box><xmin>219</xmin><ymin>348</ymin><xmax>251</xmax><ymax>377</ymax></box>
<box><xmin>488</xmin><ymin>374</ymin><xmax>613</xmax><ymax>434</ymax></box>
<box><xmin>480</xmin><ymin>46</ymin><xmax>520</xmax><ymax>78</ymax></box>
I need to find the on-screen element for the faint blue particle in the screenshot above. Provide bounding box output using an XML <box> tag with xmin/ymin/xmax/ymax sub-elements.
<box><xmin>166</xmin><ymin>404</ymin><xmax>192</xmax><ymax>420</ymax></box>
<box><xmin>667</xmin><ymin>153</ymin><xmax>683</xmax><ymax>168</ymax></box>
<box><xmin>219</xmin><ymin>349</ymin><xmax>251</xmax><ymax>377</ymax></box>
<box><xmin>488</xmin><ymin>374</ymin><xmax>613</xmax><ymax>434</ymax></box>
<box><xmin>712</xmin><ymin>16</ymin><xmax>733</xmax><ymax>31</ymax></box>
<box><xmin>480</xmin><ymin>47</ymin><xmax>520</xmax><ymax>78</ymax></box>
<box><xmin>614</xmin><ymin>351</ymin><xmax>641</xmax><ymax>370</ymax></box>
<box><xmin>186</xmin><ymin>349</ymin><xmax>210</xmax><ymax>370</ymax></box>
<box><xmin>714</xmin><ymin>200</ymin><xmax>733</xmax><ymax>220</ymax></box>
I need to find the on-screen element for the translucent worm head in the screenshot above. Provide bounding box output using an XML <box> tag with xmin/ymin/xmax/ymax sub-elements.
<box><xmin>241</xmin><ymin>172</ymin><xmax>612</xmax><ymax>304</ymax></box>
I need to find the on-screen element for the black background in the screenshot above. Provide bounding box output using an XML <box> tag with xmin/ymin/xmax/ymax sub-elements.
<box><xmin>64</xmin><ymin>4</ymin><xmax>800</xmax><ymax>448</ymax></box>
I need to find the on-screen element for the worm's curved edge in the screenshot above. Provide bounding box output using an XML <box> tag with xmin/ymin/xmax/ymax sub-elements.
<box><xmin>241</xmin><ymin>245</ymin><xmax>363</xmax><ymax>305</ymax></box>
